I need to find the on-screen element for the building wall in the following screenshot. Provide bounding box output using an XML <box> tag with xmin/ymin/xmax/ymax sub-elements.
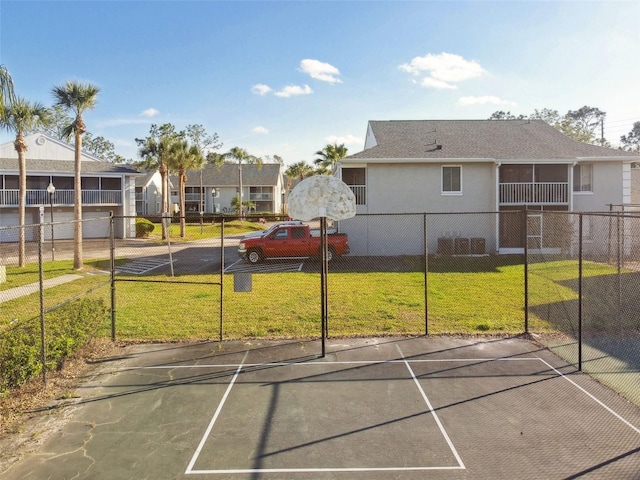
<box><xmin>573</xmin><ymin>162</ymin><xmax>625</xmax><ymax>212</ymax></box>
<box><xmin>364</xmin><ymin>162</ymin><xmax>494</xmax><ymax>214</ymax></box>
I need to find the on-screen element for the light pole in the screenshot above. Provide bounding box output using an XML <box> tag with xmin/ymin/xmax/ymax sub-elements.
<box><xmin>46</xmin><ymin>182</ymin><xmax>55</xmax><ymax>261</ymax></box>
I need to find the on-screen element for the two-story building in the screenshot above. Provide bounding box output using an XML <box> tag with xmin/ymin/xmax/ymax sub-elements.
<box><xmin>0</xmin><ymin>133</ymin><xmax>140</xmax><ymax>242</ymax></box>
<box><xmin>136</xmin><ymin>163</ymin><xmax>285</xmax><ymax>216</ymax></box>
<box><xmin>338</xmin><ymin>120</ymin><xmax>639</xmax><ymax>255</ymax></box>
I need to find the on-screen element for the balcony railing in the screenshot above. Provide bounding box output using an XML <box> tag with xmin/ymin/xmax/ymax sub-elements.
<box><xmin>249</xmin><ymin>192</ymin><xmax>273</xmax><ymax>201</ymax></box>
<box><xmin>500</xmin><ymin>182</ymin><xmax>568</xmax><ymax>205</ymax></box>
<box><xmin>348</xmin><ymin>185</ymin><xmax>367</xmax><ymax>205</ymax></box>
<box><xmin>0</xmin><ymin>189</ymin><xmax>122</xmax><ymax>206</ymax></box>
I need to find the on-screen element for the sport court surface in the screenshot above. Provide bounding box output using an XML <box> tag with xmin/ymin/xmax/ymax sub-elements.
<box><xmin>4</xmin><ymin>337</ymin><xmax>640</xmax><ymax>479</ymax></box>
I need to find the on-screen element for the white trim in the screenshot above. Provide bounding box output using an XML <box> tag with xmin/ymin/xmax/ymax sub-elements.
<box><xmin>441</xmin><ymin>165</ymin><xmax>462</xmax><ymax>194</ymax></box>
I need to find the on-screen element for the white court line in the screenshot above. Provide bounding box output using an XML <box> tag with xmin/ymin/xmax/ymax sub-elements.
<box><xmin>134</xmin><ymin>357</ymin><xmax>541</xmax><ymax>370</ymax></box>
<box><xmin>172</xmin><ymin>355</ymin><xmax>639</xmax><ymax>475</ymax></box>
<box><xmin>397</xmin><ymin>346</ymin><xmax>466</xmax><ymax>470</ymax></box>
<box><xmin>537</xmin><ymin>357</ymin><xmax>640</xmax><ymax>436</ymax></box>
<box><xmin>185</xmin><ymin>350</ymin><xmax>248</xmax><ymax>474</ymax></box>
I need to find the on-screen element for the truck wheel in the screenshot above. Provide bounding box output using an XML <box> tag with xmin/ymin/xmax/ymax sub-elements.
<box><xmin>247</xmin><ymin>249</ymin><xmax>263</xmax><ymax>264</ymax></box>
<box><xmin>318</xmin><ymin>247</ymin><xmax>335</xmax><ymax>262</ymax></box>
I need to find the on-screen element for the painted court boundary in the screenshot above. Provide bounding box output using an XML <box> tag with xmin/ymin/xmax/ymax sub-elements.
<box><xmin>127</xmin><ymin>355</ymin><xmax>640</xmax><ymax>476</ymax></box>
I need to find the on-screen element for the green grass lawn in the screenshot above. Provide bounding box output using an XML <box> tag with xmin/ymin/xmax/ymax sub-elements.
<box><xmin>145</xmin><ymin>219</ymin><xmax>265</xmax><ymax>242</ymax></box>
<box><xmin>2</xmin><ymin>256</ymin><xmax>628</xmax><ymax>341</ymax></box>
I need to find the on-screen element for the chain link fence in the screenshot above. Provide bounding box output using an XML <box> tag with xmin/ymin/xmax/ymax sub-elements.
<box><xmin>1</xmin><ymin>217</ymin><xmax>113</xmax><ymax>390</ymax></box>
<box><xmin>2</xmin><ymin>211</ymin><xmax>638</xmax><ymax>404</ymax></box>
<box><xmin>527</xmin><ymin>210</ymin><xmax>640</xmax><ymax>405</ymax></box>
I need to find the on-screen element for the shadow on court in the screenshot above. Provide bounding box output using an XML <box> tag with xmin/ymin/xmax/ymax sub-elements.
<box><xmin>2</xmin><ymin>336</ymin><xmax>640</xmax><ymax>479</ymax></box>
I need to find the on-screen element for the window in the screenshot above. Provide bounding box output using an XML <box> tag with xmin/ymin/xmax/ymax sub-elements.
<box><xmin>442</xmin><ymin>166</ymin><xmax>462</xmax><ymax>194</ymax></box>
<box><xmin>291</xmin><ymin>227</ymin><xmax>305</xmax><ymax>239</ymax></box>
<box><xmin>342</xmin><ymin>167</ymin><xmax>366</xmax><ymax>205</ymax></box>
<box><xmin>102</xmin><ymin>177</ymin><xmax>121</xmax><ymax>190</ymax></box>
<box><xmin>573</xmin><ymin>164</ymin><xmax>592</xmax><ymax>192</ymax></box>
<box><xmin>274</xmin><ymin>229</ymin><xmax>288</xmax><ymax>239</ymax></box>
<box><xmin>81</xmin><ymin>177</ymin><xmax>100</xmax><ymax>190</ymax></box>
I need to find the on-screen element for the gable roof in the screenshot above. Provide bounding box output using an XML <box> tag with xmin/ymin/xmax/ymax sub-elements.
<box><xmin>169</xmin><ymin>163</ymin><xmax>283</xmax><ymax>187</ymax></box>
<box><xmin>344</xmin><ymin>120</ymin><xmax>639</xmax><ymax>162</ymax></box>
<box><xmin>0</xmin><ymin>133</ymin><xmax>103</xmax><ymax>162</ymax></box>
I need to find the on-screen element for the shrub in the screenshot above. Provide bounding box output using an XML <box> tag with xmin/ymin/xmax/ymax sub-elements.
<box><xmin>0</xmin><ymin>298</ymin><xmax>108</xmax><ymax>392</ymax></box>
<box><xmin>136</xmin><ymin>218</ymin><xmax>155</xmax><ymax>238</ymax></box>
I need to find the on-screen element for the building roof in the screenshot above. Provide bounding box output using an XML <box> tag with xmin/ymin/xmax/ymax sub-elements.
<box><xmin>135</xmin><ymin>170</ymin><xmax>160</xmax><ymax>187</ymax></box>
<box><xmin>169</xmin><ymin>163</ymin><xmax>282</xmax><ymax>187</ymax></box>
<box><xmin>344</xmin><ymin>120</ymin><xmax>640</xmax><ymax>162</ymax></box>
<box><xmin>0</xmin><ymin>158</ymin><xmax>139</xmax><ymax>175</ymax></box>
<box><xmin>0</xmin><ymin>133</ymin><xmax>103</xmax><ymax>162</ymax></box>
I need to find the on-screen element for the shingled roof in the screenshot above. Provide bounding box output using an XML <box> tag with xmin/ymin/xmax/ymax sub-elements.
<box><xmin>169</xmin><ymin>163</ymin><xmax>282</xmax><ymax>187</ymax></box>
<box><xmin>0</xmin><ymin>158</ymin><xmax>140</xmax><ymax>175</ymax></box>
<box><xmin>345</xmin><ymin>120</ymin><xmax>639</xmax><ymax>162</ymax></box>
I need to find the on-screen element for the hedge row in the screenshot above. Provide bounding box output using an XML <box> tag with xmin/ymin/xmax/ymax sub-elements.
<box><xmin>0</xmin><ymin>298</ymin><xmax>109</xmax><ymax>392</ymax></box>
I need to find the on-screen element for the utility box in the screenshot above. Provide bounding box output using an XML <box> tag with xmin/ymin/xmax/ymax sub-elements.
<box><xmin>454</xmin><ymin>237</ymin><xmax>470</xmax><ymax>255</ymax></box>
<box><xmin>471</xmin><ymin>238</ymin><xmax>486</xmax><ymax>255</ymax></box>
<box><xmin>234</xmin><ymin>272</ymin><xmax>252</xmax><ymax>292</ymax></box>
<box><xmin>437</xmin><ymin>237</ymin><xmax>454</xmax><ymax>255</ymax></box>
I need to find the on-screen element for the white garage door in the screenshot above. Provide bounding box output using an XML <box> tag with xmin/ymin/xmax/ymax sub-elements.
<box><xmin>82</xmin><ymin>211</ymin><xmax>112</xmax><ymax>238</ymax></box>
<box><xmin>0</xmin><ymin>213</ymin><xmax>19</xmax><ymax>242</ymax></box>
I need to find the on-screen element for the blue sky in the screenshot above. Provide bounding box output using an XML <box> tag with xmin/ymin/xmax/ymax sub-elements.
<box><xmin>1</xmin><ymin>0</ymin><xmax>638</xmax><ymax>165</ymax></box>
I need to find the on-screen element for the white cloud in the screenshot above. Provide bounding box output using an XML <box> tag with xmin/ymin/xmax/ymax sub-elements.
<box><xmin>420</xmin><ymin>77</ymin><xmax>457</xmax><ymax>90</ymax></box>
<box><xmin>325</xmin><ymin>134</ymin><xmax>364</xmax><ymax>146</ymax></box>
<box><xmin>399</xmin><ymin>52</ymin><xmax>486</xmax><ymax>89</ymax></box>
<box><xmin>141</xmin><ymin>108</ymin><xmax>159</xmax><ymax>117</ymax></box>
<box><xmin>458</xmin><ymin>96</ymin><xmax>517</xmax><ymax>106</ymax></box>
<box><xmin>274</xmin><ymin>84</ymin><xmax>313</xmax><ymax>98</ymax></box>
<box><xmin>253</xmin><ymin>126</ymin><xmax>269</xmax><ymax>134</ymax></box>
<box><xmin>252</xmin><ymin>84</ymin><xmax>272</xmax><ymax>95</ymax></box>
<box><xmin>300</xmin><ymin>59</ymin><xmax>342</xmax><ymax>84</ymax></box>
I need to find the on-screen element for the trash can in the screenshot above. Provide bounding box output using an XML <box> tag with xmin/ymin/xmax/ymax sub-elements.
<box><xmin>234</xmin><ymin>272</ymin><xmax>252</xmax><ymax>292</ymax></box>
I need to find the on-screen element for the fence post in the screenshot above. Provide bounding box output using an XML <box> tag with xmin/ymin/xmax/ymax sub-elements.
<box><xmin>578</xmin><ymin>213</ymin><xmax>583</xmax><ymax>371</ymax></box>
<box><xmin>423</xmin><ymin>213</ymin><xmax>429</xmax><ymax>335</ymax></box>
<box><xmin>38</xmin><ymin>206</ymin><xmax>47</xmax><ymax>386</ymax></box>
<box><xmin>523</xmin><ymin>207</ymin><xmax>529</xmax><ymax>334</ymax></box>
<box><xmin>110</xmin><ymin>212</ymin><xmax>116</xmax><ymax>341</ymax></box>
<box><xmin>219</xmin><ymin>219</ymin><xmax>224</xmax><ymax>342</ymax></box>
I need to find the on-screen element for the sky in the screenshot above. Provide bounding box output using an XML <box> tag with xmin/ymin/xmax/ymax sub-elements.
<box><xmin>1</xmin><ymin>0</ymin><xmax>639</xmax><ymax>165</ymax></box>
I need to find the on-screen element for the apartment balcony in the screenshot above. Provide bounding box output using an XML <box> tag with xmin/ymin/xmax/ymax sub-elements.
<box><xmin>499</xmin><ymin>182</ymin><xmax>568</xmax><ymax>205</ymax></box>
<box><xmin>249</xmin><ymin>192</ymin><xmax>273</xmax><ymax>201</ymax></box>
<box><xmin>0</xmin><ymin>189</ymin><xmax>122</xmax><ymax>207</ymax></box>
<box><xmin>348</xmin><ymin>185</ymin><xmax>367</xmax><ymax>205</ymax></box>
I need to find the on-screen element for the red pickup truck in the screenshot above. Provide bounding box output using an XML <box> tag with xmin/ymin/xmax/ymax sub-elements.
<box><xmin>238</xmin><ymin>224</ymin><xmax>349</xmax><ymax>264</ymax></box>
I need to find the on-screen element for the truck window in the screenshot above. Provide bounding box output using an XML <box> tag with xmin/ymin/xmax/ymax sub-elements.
<box><xmin>273</xmin><ymin>229</ymin><xmax>288</xmax><ymax>239</ymax></box>
<box><xmin>291</xmin><ymin>227</ymin><xmax>305</xmax><ymax>239</ymax></box>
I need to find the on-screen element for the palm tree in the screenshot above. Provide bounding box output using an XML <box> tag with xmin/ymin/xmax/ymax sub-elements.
<box><xmin>284</xmin><ymin>161</ymin><xmax>314</xmax><ymax>214</ymax></box>
<box><xmin>137</xmin><ymin>134</ymin><xmax>176</xmax><ymax>239</ymax></box>
<box><xmin>2</xmin><ymin>98</ymin><xmax>52</xmax><ymax>267</ymax></box>
<box><xmin>221</xmin><ymin>147</ymin><xmax>262</xmax><ymax>216</ymax></box>
<box><xmin>0</xmin><ymin>65</ymin><xmax>16</xmax><ymax>123</ymax></box>
<box><xmin>51</xmin><ymin>81</ymin><xmax>99</xmax><ymax>270</ymax></box>
<box><xmin>313</xmin><ymin>143</ymin><xmax>348</xmax><ymax>175</ymax></box>
<box><xmin>167</xmin><ymin>139</ymin><xmax>204</xmax><ymax>237</ymax></box>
